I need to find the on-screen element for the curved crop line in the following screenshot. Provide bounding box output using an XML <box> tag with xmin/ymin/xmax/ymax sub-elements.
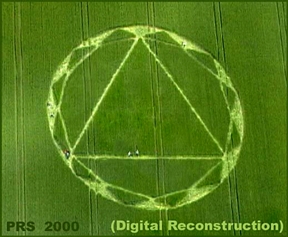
<box><xmin>47</xmin><ymin>26</ymin><xmax>244</xmax><ymax>210</ymax></box>
<box><xmin>156</xmin><ymin>160</ymin><xmax>223</xmax><ymax>200</ymax></box>
<box><xmin>56</xmin><ymin>47</ymin><xmax>99</xmax><ymax>112</ymax></box>
<box><xmin>220</xmin><ymin>83</ymin><xmax>234</xmax><ymax>152</ymax></box>
<box><xmin>73</xmin><ymin>158</ymin><xmax>153</xmax><ymax>201</ymax></box>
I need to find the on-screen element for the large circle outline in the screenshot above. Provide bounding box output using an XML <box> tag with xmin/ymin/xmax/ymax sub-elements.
<box><xmin>47</xmin><ymin>25</ymin><xmax>244</xmax><ymax>210</ymax></box>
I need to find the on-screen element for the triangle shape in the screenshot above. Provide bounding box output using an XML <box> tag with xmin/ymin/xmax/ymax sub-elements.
<box><xmin>74</xmin><ymin>40</ymin><xmax>156</xmax><ymax>156</ymax></box>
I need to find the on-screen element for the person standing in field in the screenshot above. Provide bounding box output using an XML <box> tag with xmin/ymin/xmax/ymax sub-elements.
<box><xmin>63</xmin><ymin>149</ymin><xmax>70</xmax><ymax>159</ymax></box>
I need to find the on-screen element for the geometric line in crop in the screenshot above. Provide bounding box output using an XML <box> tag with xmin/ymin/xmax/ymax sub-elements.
<box><xmin>47</xmin><ymin>25</ymin><xmax>244</xmax><ymax>210</ymax></box>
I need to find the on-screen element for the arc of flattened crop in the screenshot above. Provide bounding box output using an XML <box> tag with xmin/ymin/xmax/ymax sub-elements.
<box><xmin>141</xmin><ymin>37</ymin><xmax>225</xmax><ymax>154</ymax></box>
<box><xmin>47</xmin><ymin>25</ymin><xmax>244</xmax><ymax>210</ymax></box>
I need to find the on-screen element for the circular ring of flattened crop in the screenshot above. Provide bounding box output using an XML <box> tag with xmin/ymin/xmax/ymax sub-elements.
<box><xmin>47</xmin><ymin>25</ymin><xmax>244</xmax><ymax>210</ymax></box>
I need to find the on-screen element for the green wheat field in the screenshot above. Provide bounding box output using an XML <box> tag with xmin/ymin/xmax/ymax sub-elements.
<box><xmin>2</xmin><ymin>2</ymin><xmax>287</xmax><ymax>236</ymax></box>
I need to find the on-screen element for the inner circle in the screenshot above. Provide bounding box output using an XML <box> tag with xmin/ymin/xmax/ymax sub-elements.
<box><xmin>47</xmin><ymin>25</ymin><xmax>244</xmax><ymax>210</ymax></box>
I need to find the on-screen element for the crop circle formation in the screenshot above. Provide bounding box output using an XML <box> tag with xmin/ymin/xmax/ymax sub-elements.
<box><xmin>47</xmin><ymin>25</ymin><xmax>244</xmax><ymax>210</ymax></box>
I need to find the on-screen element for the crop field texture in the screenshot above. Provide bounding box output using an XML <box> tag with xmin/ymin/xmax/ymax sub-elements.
<box><xmin>2</xmin><ymin>2</ymin><xmax>287</xmax><ymax>236</ymax></box>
